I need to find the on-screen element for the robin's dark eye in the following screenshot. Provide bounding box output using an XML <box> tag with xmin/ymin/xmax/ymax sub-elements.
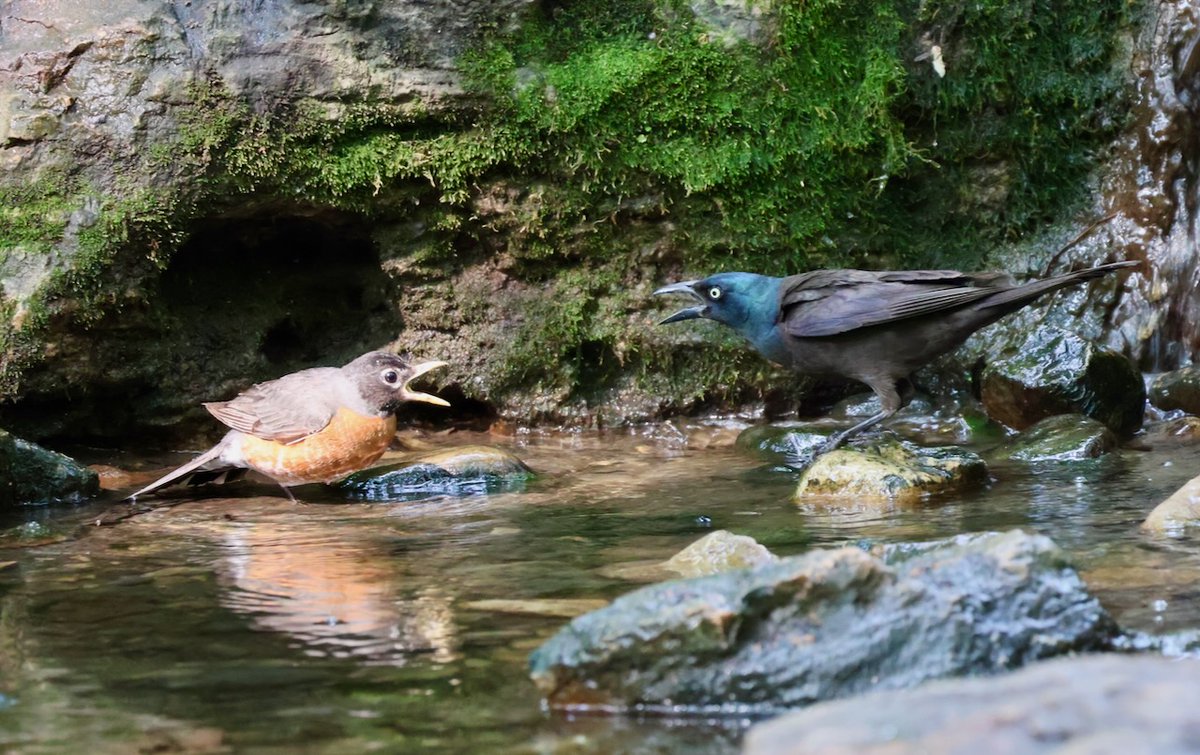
<box><xmin>708</xmin><ymin>286</ymin><xmax>722</xmax><ymax>300</ymax></box>
<box><xmin>381</xmin><ymin>369</ymin><xmax>400</xmax><ymax>385</ymax></box>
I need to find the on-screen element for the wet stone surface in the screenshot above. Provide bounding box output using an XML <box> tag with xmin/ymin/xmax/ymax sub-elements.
<box><xmin>989</xmin><ymin>414</ymin><xmax>1118</xmax><ymax>462</ymax></box>
<box><xmin>743</xmin><ymin>654</ymin><xmax>1200</xmax><ymax>755</ymax></box>
<box><xmin>529</xmin><ymin>530</ymin><xmax>1117</xmax><ymax>713</ymax></box>
<box><xmin>1141</xmin><ymin>473</ymin><xmax>1200</xmax><ymax>535</ymax></box>
<box><xmin>735</xmin><ymin>423</ymin><xmax>833</xmax><ymax>461</ymax></box>
<box><xmin>981</xmin><ymin>328</ymin><xmax>1145</xmax><ymax>436</ymax></box>
<box><xmin>338</xmin><ymin>445</ymin><xmax>534</xmax><ymax>501</ymax></box>
<box><xmin>1140</xmin><ymin>415</ymin><xmax>1200</xmax><ymax>447</ymax></box>
<box><xmin>663</xmin><ymin>530</ymin><xmax>777</xmax><ymax>578</ymax></box>
<box><xmin>0</xmin><ymin>429</ymin><xmax>99</xmax><ymax>507</ymax></box>
<box><xmin>794</xmin><ymin>437</ymin><xmax>988</xmax><ymax>505</ymax></box>
<box><xmin>1150</xmin><ymin>366</ymin><xmax>1200</xmax><ymax>415</ymax></box>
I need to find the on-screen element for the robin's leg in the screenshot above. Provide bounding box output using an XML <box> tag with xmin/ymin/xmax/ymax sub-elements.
<box><xmin>277</xmin><ymin>483</ymin><xmax>302</xmax><ymax>504</ymax></box>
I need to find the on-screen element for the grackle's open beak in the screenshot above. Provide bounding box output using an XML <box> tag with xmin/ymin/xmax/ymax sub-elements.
<box><xmin>653</xmin><ymin>281</ymin><xmax>706</xmax><ymax>324</ymax></box>
<box><xmin>400</xmin><ymin>360</ymin><xmax>451</xmax><ymax>406</ymax></box>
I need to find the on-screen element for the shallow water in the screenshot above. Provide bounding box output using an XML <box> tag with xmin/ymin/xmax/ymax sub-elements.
<box><xmin>2</xmin><ymin>422</ymin><xmax>1199</xmax><ymax>753</ymax></box>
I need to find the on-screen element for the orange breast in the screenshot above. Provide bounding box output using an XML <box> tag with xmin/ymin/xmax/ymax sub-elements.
<box><xmin>237</xmin><ymin>408</ymin><xmax>397</xmax><ymax>485</ymax></box>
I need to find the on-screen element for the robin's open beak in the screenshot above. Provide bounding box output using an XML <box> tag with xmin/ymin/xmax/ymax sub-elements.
<box><xmin>400</xmin><ymin>360</ymin><xmax>450</xmax><ymax>406</ymax></box>
<box><xmin>653</xmin><ymin>281</ymin><xmax>706</xmax><ymax>324</ymax></box>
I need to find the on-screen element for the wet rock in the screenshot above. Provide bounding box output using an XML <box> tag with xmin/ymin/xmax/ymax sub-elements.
<box><xmin>1149</xmin><ymin>366</ymin><xmax>1200</xmax><ymax>414</ymax></box>
<box><xmin>736</xmin><ymin>423</ymin><xmax>831</xmax><ymax>461</ymax></box>
<box><xmin>744</xmin><ymin>654</ymin><xmax>1200</xmax><ymax>755</ymax></box>
<box><xmin>663</xmin><ymin>530</ymin><xmax>777</xmax><ymax>578</ymax></box>
<box><xmin>990</xmin><ymin>414</ymin><xmax>1118</xmax><ymax>462</ymax></box>
<box><xmin>1141</xmin><ymin>473</ymin><xmax>1200</xmax><ymax>535</ymax></box>
<box><xmin>0</xmin><ymin>430</ymin><xmax>99</xmax><ymax>506</ymax></box>
<box><xmin>980</xmin><ymin>328</ymin><xmax>1144</xmax><ymax>436</ymax></box>
<box><xmin>598</xmin><ymin>532</ymin><xmax>778</xmax><ymax>584</ymax></box>
<box><xmin>338</xmin><ymin>445</ymin><xmax>533</xmax><ymax>502</ymax></box>
<box><xmin>1140</xmin><ymin>415</ymin><xmax>1200</xmax><ymax>447</ymax></box>
<box><xmin>89</xmin><ymin>464</ymin><xmax>140</xmax><ymax>491</ymax></box>
<box><xmin>529</xmin><ymin>530</ymin><xmax>1116</xmax><ymax>712</ymax></box>
<box><xmin>794</xmin><ymin>438</ymin><xmax>987</xmax><ymax>505</ymax></box>
<box><xmin>738</xmin><ymin>397</ymin><xmax>996</xmax><ymax>469</ymax></box>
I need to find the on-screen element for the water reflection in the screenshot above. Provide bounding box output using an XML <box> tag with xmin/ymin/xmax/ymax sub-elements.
<box><xmin>3</xmin><ymin>426</ymin><xmax>1200</xmax><ymax>753</ymax></box>
<box><xmin>218</xmin><ymin>522</ymin><xmax>458</xmax><ymax>665</ymax></box>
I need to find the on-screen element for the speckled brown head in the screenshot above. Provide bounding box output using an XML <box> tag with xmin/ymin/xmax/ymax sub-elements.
<box><xmin>343</xmin><ymin>351</ymin><xmax>450</xmax><ymax>413</ymax></box>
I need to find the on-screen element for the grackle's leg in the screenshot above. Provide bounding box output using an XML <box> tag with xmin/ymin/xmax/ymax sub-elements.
<box><xmin>816</xmin><ymin>377</ymin><xmax>905</xmax><ymax>454</ymax></box>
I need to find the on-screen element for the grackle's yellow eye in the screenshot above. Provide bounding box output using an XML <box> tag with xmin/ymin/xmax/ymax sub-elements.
<box><xmin>708</xmin><ymin>286</ymin><xmax>722</xmax><ymax>300</ymax></box>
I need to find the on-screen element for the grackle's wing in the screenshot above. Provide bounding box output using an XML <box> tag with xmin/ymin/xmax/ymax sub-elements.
<box><xmin>779</xmin><ymin>269</ymin><xmax>1011</xmax><ymax>337</ymax></box>
<box><xmin>204</xmin><ymin>367</ymin><xmax>344</xmax><ymax>444</ymax></box>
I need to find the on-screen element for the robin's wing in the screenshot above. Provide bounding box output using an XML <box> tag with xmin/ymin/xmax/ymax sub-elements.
<box><xmin>204</xmin><ymin>367</ymin><xmax>343</xmax><ymax>444</ymax></box>
<box><xmin>779</xmin><ymin>269</ymin><xmax>1011</xmax><ymax>338</ymax></box>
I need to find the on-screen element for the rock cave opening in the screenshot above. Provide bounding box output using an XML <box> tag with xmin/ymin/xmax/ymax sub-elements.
<box><xmin>3</xmin><ymin>209</ymin><xmax>493</xmax><ymax>447</ymax></box>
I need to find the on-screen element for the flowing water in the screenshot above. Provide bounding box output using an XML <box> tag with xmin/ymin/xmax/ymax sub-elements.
<box><xmin>2</xmin><ymin>421</ymin><xmax>1200</xmax><ymax>753</ymax></box>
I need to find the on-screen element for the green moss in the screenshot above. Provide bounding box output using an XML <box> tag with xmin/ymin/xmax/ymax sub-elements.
<box><xmin>461</xmin><ymin>0</ymin><xmax>1132</xmax><ymax>271</ymax></box>
<box><xmin>0</xmin><ymin>172</ymin><xmax>76</xmax><ymax>254</ymax></box>
<box><xmin>0</xmin><ymin>176</ymin><xmax>188</xmax><ymax>395</ymax></box>
<box><xmin>0</xmin><ymin>0</ymin><xmax>1137</xmax><ymax>416</ymax></box>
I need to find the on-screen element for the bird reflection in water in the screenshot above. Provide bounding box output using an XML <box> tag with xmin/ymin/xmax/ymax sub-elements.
<box><xmin>216</xmin><ymin>523</ymin><xmax>458</xmax><ymax>665</ymax></box>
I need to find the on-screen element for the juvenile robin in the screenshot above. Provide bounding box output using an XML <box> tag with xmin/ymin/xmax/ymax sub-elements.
<box><xmin>130</xmin><ymin>350</ymin><xmax>450</xmax><ymax>499</ymax></box>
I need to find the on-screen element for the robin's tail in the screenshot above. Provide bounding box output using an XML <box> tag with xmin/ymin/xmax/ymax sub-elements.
<box><xmin>127</xmin><ymin>440</ymin><xmax>240</xmax><ymax>500</ymax></box>
<box><xmin>984</xmin><ymin>260</ymin><xmax>1139</xmax><ymax>311</ymax></box>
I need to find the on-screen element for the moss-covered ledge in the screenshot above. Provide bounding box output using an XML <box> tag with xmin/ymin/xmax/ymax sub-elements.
<box><xmin>0</xmin><ymin>0</ymin><xmax>1137</xmax><ymax>442</ymax></box>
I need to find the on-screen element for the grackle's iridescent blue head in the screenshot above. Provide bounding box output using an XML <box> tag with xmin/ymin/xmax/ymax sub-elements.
<box><xmin>654</xmin><ymin>272</ymin><xmax>786</xmax><ymax>359</ymax></box>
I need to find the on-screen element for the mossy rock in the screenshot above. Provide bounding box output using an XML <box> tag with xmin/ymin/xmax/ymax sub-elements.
<box><xmin>794</xmin><ymin>439</ymin><xmax>987</xmax><ymax>506</ymax></box>
<box><xmin>1149</xmin><ymin>367</ymin><xmax>1200</xmax><ymax>415</ymax></box>
<box><xmin>981</xmin><ymin>328</ymin><xmax>1145</xmax><ymax>437</ymax></box>
<box><xmin>991</xmin><ymin>414</ymin><xmax>1118</xmax><ymax>462</ymax></box>
<box><xmin>0</xmin><ymin>429</ymin><xmax>99</xmax><ymax>507</ymax></box>
<box><xmin>338</xmin><ymin>445</ymin><xmax>534</xmax><ymax>502</ymax></box>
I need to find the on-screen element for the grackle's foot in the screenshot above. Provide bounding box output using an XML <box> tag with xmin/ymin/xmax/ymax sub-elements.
<box><xmin>786</xmin><ymin>433</ymin><xmax>822</xmax><ymax>471</ymax></box>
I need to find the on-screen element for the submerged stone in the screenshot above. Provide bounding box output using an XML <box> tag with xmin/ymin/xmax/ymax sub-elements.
<box><xmin>529</xmin><ymin>530</ymin><xmax>1116</xmax><ymax>713</ymax></box>
<box><xmin>338</xmin><ymin>445</ymin><xmax>533</xmax><ymax>502</ymax></box>
<box><xmin>1140</xmin><ymin>416</ymin><xmax>1200</xmax><ymax>447</ymax></box>
<box><xmin>1149</xmin><ymin>366</ymin><xmax>1200</xmax><ymax>415</ymax></box>
<box><xmin>663</xmin><ymin>530</ymin><xmax>777</xmax><ymax>578</ymax></box>
<box><xmin>1141</xmin><ymin>473</ymin><xmax>1200</xmax><ymax>535</ymax></box>
<box><xmin>743</xmin><ymin>654</ymin><xmax>1200</xmax><ymax>755</ymax></box>
<box><xmin>991</xmin><ymin>414</ymin><xmax>1118</xmax><ymax>462</ymax></box>
<box><xmin>980</xmin><ymin>328</ymin><xmax>1144</xmax><ymax>436</ymax></box>
<box><xmin>794</xmin><ymin>438</ymin><xmax>987</xmax><ymax>505</ymax></box>
<box><xmin>0</xmin><ymin>430</ymin><xmax>99</xmax><ymax>507</ymax></box>
<box><xmin>735</xmin><ymin>424</ymin><xmax>831</xmax><ymax>461</ymax></box>
<box><xmin>462</xmin><ymin>598</ymin><xmax>609</xmax><ymax>619</ymax></box>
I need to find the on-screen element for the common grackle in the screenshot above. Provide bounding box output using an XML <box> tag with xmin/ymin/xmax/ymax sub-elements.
<box><xmin>655</xmin><ymin>261</ymin><xmax>1137</xmax><ymax>453</ymax></box>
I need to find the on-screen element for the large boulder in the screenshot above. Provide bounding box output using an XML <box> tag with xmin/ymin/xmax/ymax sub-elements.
<box><xmin>743</xmin><ymin>654</ymin><xmax>1200</xmax><ymax>755</ymax></box>
<box><xmin>529</xmin><ymin>531</ymin><xmax>1116</xmax><ymax>712</ymax></box>
<box><xmin>0</xmin><ymin>429</ymin><xmax>99</xmax><ymax>506</ymax></box>
<box><xmin>980</xmin><ymin>328</ymin><xmax>1144</xmax><ymax>436</ymax></box>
